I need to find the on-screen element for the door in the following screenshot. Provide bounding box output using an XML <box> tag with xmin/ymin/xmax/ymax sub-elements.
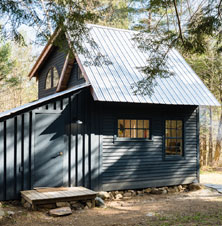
<box><xmin>33</xmin><ymin>112</ymin><xmax>65</xmax><ymax>188</ymax></box>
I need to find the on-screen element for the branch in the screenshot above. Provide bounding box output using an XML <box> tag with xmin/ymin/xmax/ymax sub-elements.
<box><xmin>173</xmin><ymin>0</ymin><xmax>185</xmax><ymax>45</ymax></box>
<box><xmin>218</xmin><ymin>0</ymin><xmax>222</xmax><ymax>18</ymax></box>
<box><xmin>40</xmin><ymin>0</ymin><xmax>53</xmax><ymax>35</ymax></box>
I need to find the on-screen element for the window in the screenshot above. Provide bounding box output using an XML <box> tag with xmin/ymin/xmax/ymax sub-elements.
<box><xmin>165</xmin><ymin>120</ymin><xmax>183</xmax><ymax>156</ymax></box>
<box><xmin>45</xmin><ymin>67</ymin><xmax>60</xmax><ymax>89</ymax></box>
<box><xmin>118</xmin><ymin>119</ymin><xmax>150</xmax><ymax>139</ymax></box>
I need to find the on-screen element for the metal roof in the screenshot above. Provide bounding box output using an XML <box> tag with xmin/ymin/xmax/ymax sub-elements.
<box><xmin>77</xmin><ymin>24</ymin><xmax>220</xmax><ymax>106</ymax></box>
<box><xmin>0</xmin><ymin>83</ymin><xmax>90</xmax><ymax>119</ymax></box>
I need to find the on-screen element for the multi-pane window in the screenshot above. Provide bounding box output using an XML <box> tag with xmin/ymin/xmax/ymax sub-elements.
<box><xmin>118</xmin><ymin>119</ymin><xmax>150</xmax><ymax>139</ymax></box>
<box><xmin>45</xmin><ymin>67</ymin><xmax>59</xmax><ymax>89</ymax></box>
<box><xmin>165</xmin><ymin>120</ymin><xmax>183</xmax><ymax>156</ymax></box>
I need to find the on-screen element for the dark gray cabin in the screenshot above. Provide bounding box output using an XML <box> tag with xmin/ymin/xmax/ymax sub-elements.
<box><xmin>0</xmin><ymin>24</ymin><xmax>220</xmax><ymax>201</ymax></box>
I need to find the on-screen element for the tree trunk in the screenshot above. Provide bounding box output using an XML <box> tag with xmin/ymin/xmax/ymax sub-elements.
<box><xmin>213</xmin><ymin>107</ymin><xmax>222</xmax><ymax>166</ymax></box>
<box><xmin>201</xmin><ymin>107</ymin><xmax>208</xmax><ymax>166</ymax></box>
<box><xmin>208</xmin><ymin>106</ymin><xmax>213</xmax><ymax>166</ymax></box>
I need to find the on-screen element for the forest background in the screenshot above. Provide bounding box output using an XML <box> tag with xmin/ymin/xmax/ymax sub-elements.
<box><xmin>0</xmin><ymin>0</ymin><xmax>221</xmax><ymax>167</ymax></box>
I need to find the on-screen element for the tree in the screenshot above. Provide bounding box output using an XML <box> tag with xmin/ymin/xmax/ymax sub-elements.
<box><xmin>0</xmin><ymin>40</ymin><xmax>37</xmax><ymax>112</ymax></box>
<box><xmin>0</xmin><ymin>40</ymin><xmax>14</xmax><ymax>83</ymax></box>
<box><xmin>183</xmin><ymin>37</ymin><xmax>222</xmax><ymax>166</ymax></box>
<box><xmin>129</xmin><ymin>0</ymin><xmax>222</xmax><ymax>95</ymax></box>
<box><xmin>0</xmin><ymin>1</ymin><xmax>222</xmax><ymax>95</ymax></box>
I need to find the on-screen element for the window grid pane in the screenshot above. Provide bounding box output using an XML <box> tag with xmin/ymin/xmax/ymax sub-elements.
<box><xmin>53</xmin><ymin>67</ymin><xmax>59</xmax><ymax>87</ymax></box>
<box><xmin>45</xmin><ymin>70</ymin><xmax>51</xmax><ymax>89</ymax></box>
<box><xmin>165</xmin><ymin>120</ymin><xmax>183</xmax><ymax>156</ymax></box>
<box><xmin>118</xmin><ymin>119</ymin><xmax>150</xmax><ymax>139</ymax></box>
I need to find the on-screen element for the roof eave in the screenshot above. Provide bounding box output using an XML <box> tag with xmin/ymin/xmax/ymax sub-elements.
<box><xmin>28</xmin><ymin>28</ymin><xmax>61</xmax><ymax>79</ymax></box>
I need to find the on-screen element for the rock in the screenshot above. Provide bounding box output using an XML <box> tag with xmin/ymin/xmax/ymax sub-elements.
<box><xmin>146</xmin><ymin>212</ymin><xmax>154</xmax><ymax>217</ymax></box>
<box><xmin>49</xmin><ymin>207</ymin><xmax>72</xmax><ymax>217</ymax></box>
<box><xmin>86</xmin><ymin>201</ymin><xmax>92</xmax><ymax>209</ymax></box>
<box><xmin>56</xmin><ymin>202</ymin><xmax>70</xmax><ymax>208</ymax></box>
<box><xmin>97</xmin><ymin>191</ymin><xmax>110</xmax><ymax>200</ymax></box>
<box><xmin>70</xmin><ymin>202</ymin><xmax>84</xmax><ymax>210</ymax></box>
<box><xmin>0</xmin><ymin>203</ymin><xmax>2</xmax><ymax>208</ymax></box>
<box><xmin>0</xmin><ymin>210</ymin><xmax>5</xmax><ymax>217</ymax></box>
<box><xmin>84</xmin><ymin>206</ymin><xmax>89</xmax><ymax>210</ymax></box>
<box><xmin>144</xmin><ymin>188</ymin><xmax>152</xmax><ymax>194</ymax></box>
<box><xmin>150</xmin><ymin>188</ymin><xmax>163</xmax><ymax>195</ymax></box>
<box><xmin>115</xmin><ymin>191</ymin><xmax>124</xmax><ymax>195</ymax></box>
<box><xmin>161</xmin><ymin>189</ymin><xmax>168</xmax><ymax>194</ymax></box>
<box><xmin>178</xmin><ymin>185</ymin><xmax>184</xmax><ymax>192</ymax></box>
<box><xmin>123</xmin><ymin>192</ymin><xmax>132</xmax><ymax>197</ymax></box>
<box><xmin>109</xmin><ymin>192</ymin><xmax>114</xmax><ymax>200</ymax></box>
<box><xmin>7</xmin><ymin>211</ymin><xmax>15</xmax><ymax>216</ymax></box>
<box><xmin>115</xmin><ymin>194</ymin><xmax>123</xmax><ymax>200</ymax></box>
<box><xmin>23</xmin><ymin>202</ymin><xmax>32</xmax><ymax>209</ymax></box>
<box><xmin>95</xmin><ymin>197</ymin><xmax>105</xmax><ymax>207</ymax></box>
<box><xmin>188</xmin><ymin>183</ymin><xmax>202</xmax><ymax>191</ymax></box>
<box><xmin>21</xmin><ymin>198</ymin><xmax>26</xmax><ymax>205</ymax></box>
<box><xmin>168</xmin><ymin>186</ymin><xmax>179</xmax><ymax>193</ymax></box>
<box><xmin>137</xmin><ymin>190</ymin><xmax>144</xmax><ymax>195</ymax></box>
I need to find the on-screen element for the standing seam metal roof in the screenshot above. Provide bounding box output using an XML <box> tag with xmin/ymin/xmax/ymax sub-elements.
<box><xmin>77</xmin><ymin>24</ymin><xmax>220</xmax><ymax>106</ymax></box>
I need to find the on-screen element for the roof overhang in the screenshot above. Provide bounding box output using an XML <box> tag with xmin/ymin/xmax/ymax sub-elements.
<box><xmin>0</xmin><ymin>83</ymin><xmax>90</xmax><ymax>121</ymax></box>
<box><xmin>28</xmin><ymin>28</ymin><xmax>61</xmax><ymax>79</ymax></box>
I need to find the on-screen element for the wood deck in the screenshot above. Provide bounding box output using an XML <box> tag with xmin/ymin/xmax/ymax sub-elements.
<box><xmin>21</xmin><ymin>187</ymin><xmax>97</xmax><ymax>206</ymax></box>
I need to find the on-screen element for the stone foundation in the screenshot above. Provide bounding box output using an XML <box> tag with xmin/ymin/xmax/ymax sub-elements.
<box><xmin>97</xmin><ymin>183</ymin><xmax>203</xmax><ymax>201</ymax></box>
<box><xmin>21</xmin><ymin>183</ymin><xmax>202</xmax><ymax>210</ymax></box>
<box><xmin>21</xmin><ymin>198</ymin><xmax>95</xmax><ymax>211</ymax></box>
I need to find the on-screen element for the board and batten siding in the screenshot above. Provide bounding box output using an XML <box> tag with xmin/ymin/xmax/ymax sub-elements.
<box><xmin>101</xmin><ymin>103</ymin><xmax>199</xmax><ymax>191</ymax></box>
<box><xmin>0</xmin><ymin>88</ymin><xmax>100</xmax><ymax>201</ymax></box>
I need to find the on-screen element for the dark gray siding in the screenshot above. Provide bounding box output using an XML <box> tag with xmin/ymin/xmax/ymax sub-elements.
<box><xmin>101</xmin><ymin>103</ymin><xmax>199</xmax><ymax>191</ymax></box>
<box><xmin>0</xmin><ymin>86</ymin><xmax>200</xmax><ymax>200</ymax></box>
<box><xmin>0</xmin><ymin>88</ymin><xmax>101</xmax><ymax>200</ymax></box>
<box><xmin>67</xmin><ymin>61</ymin><xmax>85</xmax><ymax>88</ymax></box>
<box><xmin>38</xmin><ymin>46</ymin><xmax>85</xmax><ymax>99</ymax></box>
<box><xmin>38</xmin><ymin>47</ymin><xmax>66</xmax><ymax>99</ymax></box>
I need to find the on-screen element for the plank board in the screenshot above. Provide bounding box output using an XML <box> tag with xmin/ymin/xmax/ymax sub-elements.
<box><xmin>21</xmin><ymin>186</ymin><xmax>97</xmax><ymax>205</ymax></box>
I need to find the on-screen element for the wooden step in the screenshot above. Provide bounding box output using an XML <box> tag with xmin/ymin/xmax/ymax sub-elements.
<box><xmin>21</xmin><ymin>187</ymin><xmax>97</xmax><ymax>207</ymax></box>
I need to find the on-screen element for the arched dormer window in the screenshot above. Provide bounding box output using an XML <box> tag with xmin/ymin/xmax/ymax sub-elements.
<box><xmin>45</xmin><ymin>67</ymin><xmax>59</xmax><ymax>89</ymax></box>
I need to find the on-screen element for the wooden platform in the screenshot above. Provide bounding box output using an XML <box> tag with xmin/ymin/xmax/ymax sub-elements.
<box><xmin>21</xmin><ymin>187</ymin><xmax>97</xmax><ymax>206</ymax></box>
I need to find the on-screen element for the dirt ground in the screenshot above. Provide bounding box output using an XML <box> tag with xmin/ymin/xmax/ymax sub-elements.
<box><xmin>200</xmin><ymin>169</ymin><xmax>222</xmax><ymax>185</ymax></box>
<box><xmin>1</xmin><ymin>173</ymin><xmax>222</xmax><ymax>226</ymax></box>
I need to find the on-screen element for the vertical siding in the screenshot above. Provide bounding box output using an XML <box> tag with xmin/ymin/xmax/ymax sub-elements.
<box><xmin>16</xmin><ymin>116</ymin><xmax>22</xmax><ymax>197</ymax></box>
<box><xmin>0</xmin><ymin>122</ymin><xmax>3</xmax><ymax>200</ymax></box>
<box><xmin>6</xmin><ymin>118</ymin><xmax>15</xmax><ymax>200</ymax></box>
<box><xmin>0</xmin><ymin>88</ymin><xmax>101</xmax><ymax>201</ymax></box>
<box><xmin>101</xmin><ymin>103</ymin><xmax>198</xmax><ymax>191</ymax></box>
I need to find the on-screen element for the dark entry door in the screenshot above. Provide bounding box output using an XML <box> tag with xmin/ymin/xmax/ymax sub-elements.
<box><xmin>34</xmin><ymin>112</ymin><xmax>65</xmax><ymax>188</ymax></box>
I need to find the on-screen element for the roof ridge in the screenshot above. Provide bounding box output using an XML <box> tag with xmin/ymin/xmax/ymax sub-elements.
<box><xmin>87</xmin><ymin>23</ymin><xmax>136</xmax><ymax>33</ymax></box>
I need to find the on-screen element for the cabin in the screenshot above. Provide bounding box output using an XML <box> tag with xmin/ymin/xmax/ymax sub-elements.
<box><xmin>0</xmin><ymin>24</ymin><xmax>220</xmax><ymax>201</ymax></box>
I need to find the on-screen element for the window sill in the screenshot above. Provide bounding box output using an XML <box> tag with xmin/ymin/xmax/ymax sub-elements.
<box><xmin>115</xmin><ymin>137</ymin><xmax>153</xmax><ymax>142</ymax></box>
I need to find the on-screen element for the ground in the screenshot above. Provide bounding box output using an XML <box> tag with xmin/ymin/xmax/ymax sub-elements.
<box><xmin>1</xmin><ymin>172</ymin><xmax>222</xmax><ymax>226</ymax></box>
